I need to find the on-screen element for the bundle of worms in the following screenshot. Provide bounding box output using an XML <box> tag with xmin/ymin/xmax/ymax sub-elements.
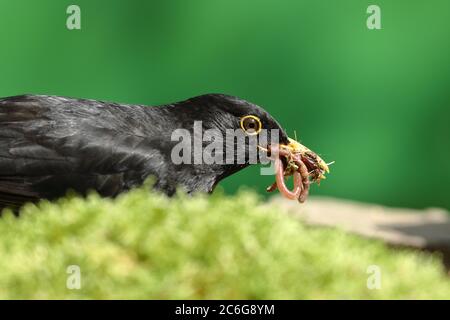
<box><xmin>266</xmin><ymin>145</ymin><xmax>329</xmax><ymax>203</ymax></box>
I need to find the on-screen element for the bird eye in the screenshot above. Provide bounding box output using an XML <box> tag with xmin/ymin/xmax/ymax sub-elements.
<box><xmin>240</xmin><ymin>115</ymin><xmax>262</xmax><ymax>135</ymax></box>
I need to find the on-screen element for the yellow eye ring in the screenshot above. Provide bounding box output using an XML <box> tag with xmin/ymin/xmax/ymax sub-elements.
<box><xmin>240</xmin><ymin>115</ymin><xmax>262</xmax><ymax>135</ymax></box>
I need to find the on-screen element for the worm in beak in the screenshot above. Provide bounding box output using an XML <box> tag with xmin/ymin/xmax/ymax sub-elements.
<box><xmin>265</xmin><ymin>138</ymin><xmax>330</xmax><ymax>203</ymax></box>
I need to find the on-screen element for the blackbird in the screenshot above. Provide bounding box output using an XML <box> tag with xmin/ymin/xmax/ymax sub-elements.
<box><xmin>0</xmin><ymin>94</ymin><xmax>328</xmax><ymax>211</ymax></box>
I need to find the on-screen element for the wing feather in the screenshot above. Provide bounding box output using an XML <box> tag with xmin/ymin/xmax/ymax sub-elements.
<box><xmin>0</xmin><ymin>95</ymin><xmax>167</xmax><ymax>211</ymax></box>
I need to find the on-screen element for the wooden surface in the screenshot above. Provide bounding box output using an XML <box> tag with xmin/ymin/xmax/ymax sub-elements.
<box><xmin>272</xmin><ymin>196</ymin><xmax>450</xmax><ymax>269</ymax></box>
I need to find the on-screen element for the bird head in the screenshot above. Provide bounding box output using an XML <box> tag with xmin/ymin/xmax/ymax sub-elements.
<box><xmin>164</xmin><ymin>94</ymin><xmax>329</xmax><ymax>198</ymax></box>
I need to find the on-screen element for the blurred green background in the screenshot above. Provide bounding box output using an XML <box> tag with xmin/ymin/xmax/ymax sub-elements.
<box><xmin>0</xmin><ymin>0</ymin><xmax>449</xmax><ymax>209</ymax></box>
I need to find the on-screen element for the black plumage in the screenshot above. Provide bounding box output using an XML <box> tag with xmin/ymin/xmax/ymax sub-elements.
<box><xmin>0</xmin><ymin>93</ymin><xmax>289</xmax><ymax>210</ymax></box>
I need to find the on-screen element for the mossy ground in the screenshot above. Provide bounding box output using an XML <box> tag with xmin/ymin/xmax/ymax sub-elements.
<box><xmin>0</xmin><ymin>187</ymin><xmax>448</xmax><ymax>299</ymax></box>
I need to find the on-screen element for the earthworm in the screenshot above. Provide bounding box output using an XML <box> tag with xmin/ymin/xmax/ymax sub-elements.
<box><xmin>295</xmin><ymin>154</ymin><xmax>310</xmax><ymax>203</ymax></box>
<box><xmin>266</xmin><ymin>145</ymin><xmax>310</xmax><ymax>202</ymax></box>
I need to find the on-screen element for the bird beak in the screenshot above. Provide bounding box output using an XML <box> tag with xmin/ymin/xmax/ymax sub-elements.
<box><xmin>281</xmin><ymin>137</ymin><xmax>330</xmax><ymax>179</ymax></box>
<box><xmin>262</xmin><ymin>135</ymin><xmax>331</xmax><ymax>201</ymax></box>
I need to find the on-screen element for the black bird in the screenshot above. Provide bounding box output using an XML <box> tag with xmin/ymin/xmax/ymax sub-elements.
<box><xmin>0</xmin><ymin>94</ymin><xmax>327</xmax><ymax>211</ymax></box>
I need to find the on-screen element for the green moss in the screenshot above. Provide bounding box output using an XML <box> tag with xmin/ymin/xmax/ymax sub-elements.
<box><xmin>0</xmin><ymin>188</ymin><xmax>448</xmax><ymax>299</ymax></box>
